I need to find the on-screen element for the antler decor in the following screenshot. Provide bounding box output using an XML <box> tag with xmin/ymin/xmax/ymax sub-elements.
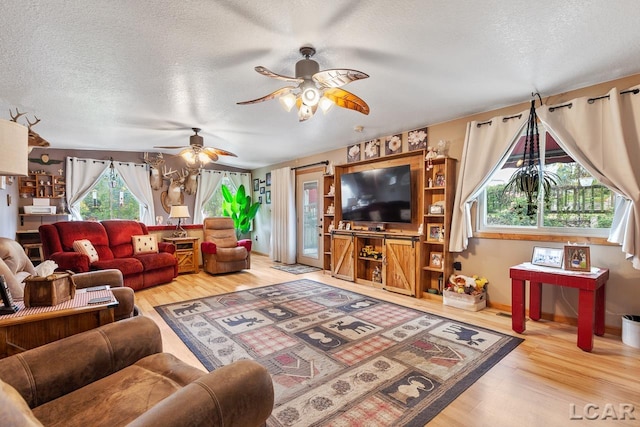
<box><xmin>9</xmin><ymin>108</ymin><xmax>50</xmax><ymax>152</ymax></box>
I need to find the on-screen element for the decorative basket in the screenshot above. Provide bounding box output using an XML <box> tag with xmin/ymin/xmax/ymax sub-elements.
<box><xmin>23</xmin><ymin>272</ymin><xmax>76</xmax><ymax>307</ymax></box>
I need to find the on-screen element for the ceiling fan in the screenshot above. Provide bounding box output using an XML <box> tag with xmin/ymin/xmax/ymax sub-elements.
<box><xmin>237</xmin><ymin>46</ymin><xmax>370</xmax><ymax>122</ymax></box>
<box><xmin>154</xmin><ymin>128</ymin><xmax>237</xmax><ymax>165</ymax></box>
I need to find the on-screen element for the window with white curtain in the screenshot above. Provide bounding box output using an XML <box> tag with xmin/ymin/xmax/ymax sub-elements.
<box><xmin>478</xmin><ymin>127</ymin><xmax>615</xmax><ymax>235</ymax></box>
<box><xmin>79</xmin><ymin>171</ymin><xmax>141</xmax><ymax>221</ymax></box>
<box><xmin>202</xmin><ymin>175</ymin><xmax>236</xmax><ymax>217</ymax></box>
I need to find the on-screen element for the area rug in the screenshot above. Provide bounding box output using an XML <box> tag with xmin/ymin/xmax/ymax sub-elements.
<box><xmin>272</xmin><ymin>263</ymin><xmax>322</xmax><ymax>274</ymax></box>
<box><xmin>155</xmin><ymin>279</ymin><xmax>522</xmax><ymax>426</ymax></box>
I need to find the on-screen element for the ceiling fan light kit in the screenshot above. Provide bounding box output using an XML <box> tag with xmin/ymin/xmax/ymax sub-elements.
<box><xmin>238</xmin><ymin>46</ymin><xmax>370</xmax><ymax>122</ymax></box>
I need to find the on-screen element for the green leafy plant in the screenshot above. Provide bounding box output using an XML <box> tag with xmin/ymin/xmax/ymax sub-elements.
<box><xmin>502</xmin><ymin>165</ymin><xmax>558</xmax><ymax>217</ymax></box>
<box><xmin>221</xmin><ymin>184</ymin><xmax>260</xmax><ymax>237</ymax></box>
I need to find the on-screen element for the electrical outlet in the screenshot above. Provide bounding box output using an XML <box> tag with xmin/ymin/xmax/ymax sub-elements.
<box><xmin>255</xmin><ymin>235</ymin><xmax>258</xmax><ymax>241</ymax></box>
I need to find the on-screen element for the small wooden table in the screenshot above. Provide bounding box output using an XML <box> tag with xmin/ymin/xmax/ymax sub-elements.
<box><xmin>510</xmin><ymin>262</ymin><xmax>608</xmax><ymax>352</ymax></box>
<box><xmin>0</xmin><ymin>288</ymin><xmax>117</xmax><ymax>358</ymax></box>
<box><xmin>163</xmin><ymin>236</ymin><xmax>200</xmax><ymax>274</ymax></box>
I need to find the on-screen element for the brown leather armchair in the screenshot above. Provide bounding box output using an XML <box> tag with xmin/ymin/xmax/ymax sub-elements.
<box><xmin>0</xmin><ymin>316</ymin><xmax>274</xmax><ymax>426</ymax></box>
<box><xmin>201</xmin><ymin>217</ymin><xmax>251</xmax><ymax>274</ymax></box>
<box><xmin>0</xmin><ymin>237</ymin><xmax>135</xmax><ymax>321</ymax></box>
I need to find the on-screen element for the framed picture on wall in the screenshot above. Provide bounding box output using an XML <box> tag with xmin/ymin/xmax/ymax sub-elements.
<box><xmin>253</xmin><ymin>179</ymin><xmax>259</xmax><ymax>192</ymax></box>
<box><xmin>384</xmin><ymin>134</ymin><xmax>403</xmax><ymax>155</ymax></box>
<box><xmin>347</xmin><ymin>143</ymin><xmax>361</xmax><ymax>163</ymax></box>
<box><xmin>408</xmin><ymin>127</ymin><xmax>428</xmax><ymax>151</ymax></box>
<box><xmin>564</xmin><ymin>245</ymin><xmax>591</xmax><ymax>271</ymax></box>
<box><xmin>266</xmin><ymin>172</ymin><xmax>271</xmax><ymax>186</ymax></box>
<box><xmin>266</xmin><ymin>190</ymin><xmax>271</xmax><ymax>204</ymax></box>
<box><xmin>258</xmin><ymin>196</ymin><xmax>263</xmax><ymax>204</ymax></box>
<box><xmin>260</xmin><ymin>187</ymin><xmax>265</xmax><ymax>194</ymax></box>
<box><xmin>364</xmin><ymin>139</ymin><xmax>380</xmax><ymax>159</ymax></box>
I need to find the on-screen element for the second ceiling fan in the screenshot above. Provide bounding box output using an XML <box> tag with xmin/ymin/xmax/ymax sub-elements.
<box><xmin>154</xmin><ymin>128</ymin><xmax>237</xmax><ymax>165</ymax></box>
<box><xmin>237</xmin><ymin>46</ymin><xmax>370</xmax><ymax>121</ymax></box>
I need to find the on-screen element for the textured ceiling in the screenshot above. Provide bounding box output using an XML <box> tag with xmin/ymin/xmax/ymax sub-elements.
<box><xmin>2</xmin><ymin>1</ymin><xmax>640</xmax><ymax>169</ymax></box>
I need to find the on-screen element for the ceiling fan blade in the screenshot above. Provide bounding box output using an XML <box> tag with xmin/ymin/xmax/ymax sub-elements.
<box><xmin>254</xmin><ymin>66</ymin><xmax>303</xmax><ymax>83</ymax></box>
<box><xmin>237</xmin><ymin>86</ymin><xmax>297</xmax><ymax>105</ymax></box>
<box><xmin>324</xmin><ymin>88</ymin><xmax>370</xmax><ymax>115</ymax></box>
<box><xmin>201</xmin><ymin>150</ymin><xmax>219</xmax><ymax>162</ymax></box>
<box><xmin>313</xmin><ymin>69</ymin><xmax>369</xmax><ymax>88</ymax></box>
<box><xmin>204</xmin><ymin>147</ymin><xmax>237</xmax><ymax>158</ymax></box>
<box><xmin>153</xmin><ymin>145</ymin><xmax>188</xmax><ymax>149</ymax></box>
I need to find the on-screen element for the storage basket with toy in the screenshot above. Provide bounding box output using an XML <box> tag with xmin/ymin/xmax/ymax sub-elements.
<box><xmin>443</xmin><ymin>274</ymin><xmax>488</xmax><ymax>311</ymax></box>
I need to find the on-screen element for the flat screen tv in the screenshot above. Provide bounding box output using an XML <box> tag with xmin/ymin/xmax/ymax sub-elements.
<box><xmin>340</xmin><ymin>164</ymin><xmax>412</xmax><ymax>223</ymax></box>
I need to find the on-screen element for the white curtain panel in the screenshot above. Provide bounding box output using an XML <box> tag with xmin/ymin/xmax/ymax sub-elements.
<box><xmin>270</xmin><ymin>167</ymin><xmax>296</xmax><ymax>264</ymax></box>
<box><xmin>538</xmin><ymin>85</ymin><xmax>640</xmax><ymax>268</ymax></box>
<box><xmin>114</xmin><ymin>161</ymin><xmax>155</xmax><ymax>224</ymax></box>
<box><xmin>449</xmin><ymin>111</ymin><xmax>528</xmax><ymax>252</ymax></box>
<box><xmin>228</xmin><ymin>172</ymin><xmax>252</xmax><ymax>195</ymax></box>
<box><xmin>193</xmin><ymin>169</ymin><xmax>223</xmax><ymax>223</ymax></box>
<box><xmin>66</xmin><ymin>157</ymin><xmax>108</xmax><ymax>220</ymax></box>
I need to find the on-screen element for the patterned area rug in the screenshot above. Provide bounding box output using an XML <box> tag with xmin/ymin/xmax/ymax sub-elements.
<box><xmin>272</xmin><ymin>263</ymin><xmax>322</xmax><ymax>274</ymax></box>
<box><xmin>155</xmin><ymin>279</ymin><xmax>522</xmax><ymax>426</ymax></box>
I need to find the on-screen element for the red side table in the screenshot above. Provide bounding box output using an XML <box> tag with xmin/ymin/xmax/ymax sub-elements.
<box><xmin>510</xmin><ymin>262</ymin><xmax>608</xmax><ymax>352</ymax></box>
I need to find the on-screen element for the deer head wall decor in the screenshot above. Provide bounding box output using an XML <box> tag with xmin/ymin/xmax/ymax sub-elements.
<box><xmin>9</xmin><ymin>108</ymin><xmax>50</xmax><ymax>152</ymax></box>
<box><xmin>160</xmin><ymin>166</ymin><xmax>187</xmax><ymax>213</ymax></box>
<box><xmin>143</xmin><ymin>152</ymin><xmax>165</xmax><ymax>191</ymax></box>
<box><xmin>183</xmin><ymin>166</ymin><xmax>199</xmax><ymax>195</ymax></box>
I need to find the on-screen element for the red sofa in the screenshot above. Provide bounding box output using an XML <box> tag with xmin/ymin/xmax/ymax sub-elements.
<box><xmin>39</xmin><ymin>220</ymin><xmax>178</xmax><ymax>291</ymax></box>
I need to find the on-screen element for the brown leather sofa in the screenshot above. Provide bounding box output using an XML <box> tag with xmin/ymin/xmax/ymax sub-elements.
<box><xmin>0</xmin><ymin>237</ymin><xmax>135</xmax><ymax>321</ymax></box>
<box><xmin>201</xmin><ymin>217</ymin><xmax>251</xmax><ymax>274</ymax></box>
<box><xmin>0</xmin><ymin>316</ymin><xmax>274</xmax><ymax>426</ymax></box>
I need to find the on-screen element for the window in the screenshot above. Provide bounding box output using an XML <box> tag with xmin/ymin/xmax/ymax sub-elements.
<box><xmin>479</xmin><ymin>130</ymin><xmax>615</xmax><ymax>235</ymax></box>
<box><xmin>202</xmin><ymin>176</ymin><xmax>235</xmax><ymax>218</ymax></box>
<box><xmin>79</xmin><ymin>171</ymin><xmax>141</xmax><ymax>221</ymax></box>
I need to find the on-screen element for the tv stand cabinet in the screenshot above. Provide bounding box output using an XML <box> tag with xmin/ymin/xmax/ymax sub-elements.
<box><xmin>331</xmin><ymin>230</ymin><xmax>420</xmax><ymax>296</ymax></box>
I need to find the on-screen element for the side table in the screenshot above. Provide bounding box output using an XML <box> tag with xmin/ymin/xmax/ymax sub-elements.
<box><xmin>163</xmin><ymin>236</ymin><xmax>200</xmax><ymax>274</ymax></box>
<box><xmin>510</xmin><ymin>262</ymin><xmax>608</xmax><ymax>352</ymax></box>
<box><xmin>0</xmin><ymin>288</ymin><xmax>117</xmax><ymax>358</ymax></box>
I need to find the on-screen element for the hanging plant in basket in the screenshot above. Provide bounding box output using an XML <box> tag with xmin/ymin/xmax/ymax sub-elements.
<box><xmin>502</xmin><ymin>97</ymin><xmax>558</xmax><ymax>218</ymax></box>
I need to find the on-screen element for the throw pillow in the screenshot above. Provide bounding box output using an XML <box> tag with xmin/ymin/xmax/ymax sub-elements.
<box><xmin>132</xmin><ymin>235</ymin><xmax>158</xmax><ymax>255</ymax></box>
<box><xmin>72</xmin><ymin>239</ymin><xmax>99</xmax><ymax>263</ymax></box>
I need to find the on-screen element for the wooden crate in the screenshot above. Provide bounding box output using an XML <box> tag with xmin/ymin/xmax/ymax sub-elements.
<box><xmin>23</xmin><ymin>273</ymin><xmax>76</xmax><ymax>307</ymax></box>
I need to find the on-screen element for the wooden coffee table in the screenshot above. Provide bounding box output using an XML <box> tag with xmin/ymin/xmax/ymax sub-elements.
<box><xmin>0</xmin><ymin>288</ymin><xmax>118</xmax><ymax>358</ymax></box>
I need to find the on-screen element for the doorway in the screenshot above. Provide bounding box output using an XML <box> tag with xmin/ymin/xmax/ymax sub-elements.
<box><xmin>296</xmin><ymin>169</ymin><xmax>324</xmax><ymax>268</ymax></box>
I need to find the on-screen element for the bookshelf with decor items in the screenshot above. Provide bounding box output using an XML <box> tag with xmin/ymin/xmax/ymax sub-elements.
<box><xmin>422</xmin><ymin>157</ymin><xmax>457</xmax><ymax>298</ymax></box>
<box><xmin>322</xmin><ymin>174</ymin><xmax>335</xmax><ymax>271</ymax></box>
<box><xmin>19</xmin><ymin>172</ymin><xmax>65</xmax><ymax>199</ymax></box>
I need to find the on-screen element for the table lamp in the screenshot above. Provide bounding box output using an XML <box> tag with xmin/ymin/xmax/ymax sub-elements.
<box><xmin>169</xmin><ymin>205</ymin><xmax>190</xmax><ymax>237</ymax></box>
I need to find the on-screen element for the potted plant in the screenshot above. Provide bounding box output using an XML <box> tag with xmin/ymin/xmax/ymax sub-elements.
<box><xmin>502</xmin><ymin>98</ymin><xmax>558</xmax><ymax>218</ymax></box>
<box><xmin>221</xmin><ymin>184</ymin><xmax>260</xmax><ymax>238</ymax></box>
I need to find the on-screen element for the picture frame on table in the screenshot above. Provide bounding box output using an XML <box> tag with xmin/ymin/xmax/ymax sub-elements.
<box><xmin>564</xmin><ymin>245</ymin><xmax>591</xmax><ymax>271</ymax></box>
<box><xmin>253</xmin><ymin>179</ymin><xmax>259</xmax><ymax>192</ymax></box>
<box><xmin>531</xmin><ymin>246</ymin><xmax>564</xmax><ymax>268</ymax></box>
<box><xmin>426</xmin><ymin>223</ymin><xmax>443</xmax><ymax>242</ymax></box>
<box><xmin>429</xmin><ymin>252</ymin><xmax>443</xmax><ymax>269</ymax></box>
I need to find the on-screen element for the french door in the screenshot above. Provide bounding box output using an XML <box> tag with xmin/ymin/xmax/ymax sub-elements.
<box><xmin>296</xmin><ymin>169</ymin><xmax>324</xmax><ymax>268</ymax></box>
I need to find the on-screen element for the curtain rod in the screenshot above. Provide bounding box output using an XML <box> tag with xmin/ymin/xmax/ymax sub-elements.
<box><xmin>292</xmin><ymin>160</ymin><xmax>329</xmax><ymax>170</ymax></box>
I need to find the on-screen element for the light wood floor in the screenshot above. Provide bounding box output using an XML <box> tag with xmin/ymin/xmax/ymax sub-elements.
<box><xmin>135</xmin><ymin>254</ymin><xmax>640</xmax><ymax>427</ymax></box>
